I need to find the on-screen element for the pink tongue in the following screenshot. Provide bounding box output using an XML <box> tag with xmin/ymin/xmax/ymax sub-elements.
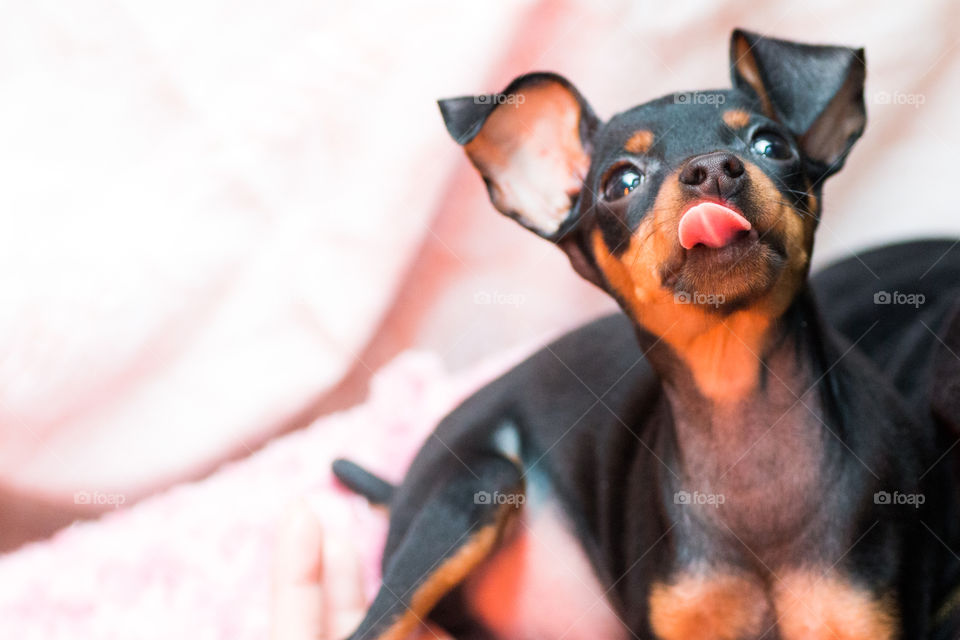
<box><xmin>678</xmin><ymin>202</ymin><xmax>752</xmax><ymax>250</ymax></box>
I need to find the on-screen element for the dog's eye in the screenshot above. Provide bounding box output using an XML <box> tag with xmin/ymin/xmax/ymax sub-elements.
<box><xmin>750</xmin><ymin>131</ymin><xmax>793</xmax><ymax>160</ymax></box>
<box><xmin>602</xmin><ymin>164</ymin><xmax>644</xmax><ymax>201</ymax></box>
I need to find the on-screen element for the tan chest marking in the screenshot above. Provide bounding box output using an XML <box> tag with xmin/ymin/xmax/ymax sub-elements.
<box><xmin>649</xmin><ymin>569</ymin><xmax>897</xmax><ymax>640</ymax></box>
<box><xmin>773</xmin><ymin>571</ymin><xmax>897</xmax><ymax>640</ymax></box>
<box><xmin>649</xmin><ymin>571</ymin><xmax>768</xmax><ymax>640</ymax></box>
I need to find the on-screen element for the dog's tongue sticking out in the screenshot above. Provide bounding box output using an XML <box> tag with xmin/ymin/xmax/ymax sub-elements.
<box><xmin>678</xmin><ymin>202</ymin><xmax>752</xmax><ymax>250</ymax></box>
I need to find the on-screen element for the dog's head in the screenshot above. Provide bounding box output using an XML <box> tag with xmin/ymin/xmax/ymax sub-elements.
<box><xmin>440</xmin><ymin>30</ymin><xmax>865</xmax><ymax>342</ymax></box>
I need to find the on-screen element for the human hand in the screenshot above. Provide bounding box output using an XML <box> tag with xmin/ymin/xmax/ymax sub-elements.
<box><xmin>270</xmin><ymin>499</ymin><xmax>451</xmax><ymax>640</ymax></box>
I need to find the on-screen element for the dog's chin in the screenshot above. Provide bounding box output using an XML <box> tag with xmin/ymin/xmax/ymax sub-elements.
<box><xmin>664</xmin><ymin>230</ymin><xmax>787</xmax><ymax>313</ymax></box>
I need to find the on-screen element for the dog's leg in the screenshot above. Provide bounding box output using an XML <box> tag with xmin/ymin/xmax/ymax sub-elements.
<box><xmin>344</xmin><ymin>454</ymin><xmax>523</xmax><ymax>640</ymax></box>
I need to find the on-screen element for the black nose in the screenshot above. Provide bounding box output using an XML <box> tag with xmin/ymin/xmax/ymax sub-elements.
<box><xmin>678</xmin><ymin>152</ymin><xmax>745</xmax><ymax>200</ymax></box>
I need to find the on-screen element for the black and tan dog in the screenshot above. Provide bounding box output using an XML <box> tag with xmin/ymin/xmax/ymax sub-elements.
<box><xmin>334</xmin><ymin>31</ymin><xmax>960</xmax><ymax>639</ymax></box>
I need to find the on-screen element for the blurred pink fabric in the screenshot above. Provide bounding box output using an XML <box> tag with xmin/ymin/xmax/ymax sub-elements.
<box><xmin>2</xmin><ymin>0</ymin><xmax>960</xmax><ymax>632</ymax></box>
<box><xmin>5</xmin><ymin>0</ymin><xmax>960</xmax><ymax>505</ymax></box>
<box><xmin>0</xmin><ymin>352</ymin><xmax>518</xmax><ymax>639</ymax></box>
<box><xmin>0</xmin><ymin>1</ymin><xmax>538</xmax><ymax>499</ymax></box>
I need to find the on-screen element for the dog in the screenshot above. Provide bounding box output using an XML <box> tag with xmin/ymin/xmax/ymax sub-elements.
<box><xmin>333</xmin><ymin>30</ymin><xmax>960</xmax><ymax>639</ymax></box>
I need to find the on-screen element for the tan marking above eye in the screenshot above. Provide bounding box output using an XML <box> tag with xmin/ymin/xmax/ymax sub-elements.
<box><xmin>722</xmin><ymin>109</ymin><xmax>751</xmax><ymax>129</ymax></box>
<box><xmin>624</xmin><ymin>129</ymin><xmax>654</xmax><ymax>154</ymax></box>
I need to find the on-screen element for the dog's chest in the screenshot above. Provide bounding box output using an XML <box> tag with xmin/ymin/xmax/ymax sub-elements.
<box><xmin>673</xmin><ymin>397</ymin><xmax>829</xmax><ymax>545</ymax></box>
<box><xmin>460</xmin><ymin>507</ymin><xmax>897</xmax><ymax>640</ymax></box>
<box><xmin>461</xmin><ymin>501</ymin><xmax>628</xmax><ymax>640</ymax></box>
<box><xmin>647</xmin><ymin>568</ymin><xmax>897</xmax><ymax>640</ymax></box>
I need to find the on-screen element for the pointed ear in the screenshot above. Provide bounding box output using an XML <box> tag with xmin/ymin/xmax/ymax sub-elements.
<box><xmin>730</xmin><ymin>29</ymin><xmax>866</xmax><ymax>179</ymax></box>
<box><xmin>438</xmin><ymin>72</ymin><xmax>600</xmax><ymax>240</ymax></box>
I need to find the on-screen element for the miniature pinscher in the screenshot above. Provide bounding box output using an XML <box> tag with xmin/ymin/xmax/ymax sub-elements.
<box><xmin>333</xmin><ymin>30</ymin><xmax>960</xmax><ymax>639</ymax></box>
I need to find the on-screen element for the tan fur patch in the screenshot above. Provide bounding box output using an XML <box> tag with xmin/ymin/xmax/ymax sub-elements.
<box><xmin>649</xmin><ymin>571</ymin><xmax>768</xmax><ymax>640</ymax></box>
<box><xmin>742</xmin><ymin>163</ymin><xmax>813</xmax><ymax>313</ymax></box>
<box><xmin>625</xmin><ymin>129</ymin><xmax>655</xmax><ymax>154</ymax></box>
<box><xmin>722</xmin><ymin>109</ymin><xmax>751</xmax><ymax>129</ymax></box>
<box><xmin>589</xmin><ymin>163</ymin><xmax>814</xmax><ymax>403</ymax></box>
<box><xmin>801</xmin><ymin>175</ymin><xmax>819</xmax><ymax>218</ymax></box>
<box><xmin>592</xmin><ymin>234</ymin><xmax>775</xmax><ymax>401</ymax></box>
<box><xmin>379</xmin><ymin>506</ymin><xmax>516</xmax><ymax>640</ymax></box>
<box><xmin>773</xmin><ymin>571</ymin><xmax>897</xmax><ymax>640</ymax></box>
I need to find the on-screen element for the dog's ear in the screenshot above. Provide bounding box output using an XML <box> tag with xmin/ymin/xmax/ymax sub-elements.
<box><xmin>438</xmin><ymin>72</ymin><xmax>600</xmax><ymax>241</ymax></box>
<box><xmin>730</xmin><ymin>29</ymin><xmax>866</xmax><ymax>179</ymax></box>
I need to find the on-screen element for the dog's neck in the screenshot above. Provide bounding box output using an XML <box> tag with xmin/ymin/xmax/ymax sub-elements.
<box><xmin>635</xmin><ymin>294</ymin><xmax>833</xmax><ymax>543</ymax></box>
<box><xmin>649</xmin><ymin>309</ymin><xmax>776</xmax><ymax>402</ymax></box>
<box><xmin>635</xmin><ymin>296</ymin><xmax>816</xmax><ymax>406</ymax></box>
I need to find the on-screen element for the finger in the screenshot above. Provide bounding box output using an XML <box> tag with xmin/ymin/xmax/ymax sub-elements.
<box><xmin>270</xmin><ymin>499</ymin><xmax>325</xmax><ymax>640</ymax></box>
<box><xmin>319</xmin><ymin>501</ymin><xmax>367</xmax><ymax>639</ymax></box>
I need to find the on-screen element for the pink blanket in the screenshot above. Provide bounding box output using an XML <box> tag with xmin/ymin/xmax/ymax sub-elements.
<box><xmin>0</xmin><ymin>351</ymin><xmax>530</xmax><ymax>639</ymax></box>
